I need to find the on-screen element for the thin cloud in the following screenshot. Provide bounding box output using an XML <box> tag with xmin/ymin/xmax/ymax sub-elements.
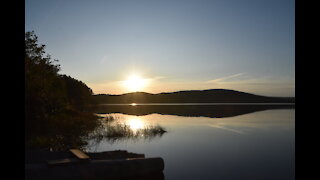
<box><xmin>99</xmin><ymin>56</ymin><xmax>108</xmax><ymax>64</ymax></box>
<box><xmin>152</xmin><ymin>76</ymin><xmax>166</xmax><ymax>80</ymax></box>
<box><xmin>207</xmin><ymin>73</ymin><xmax>246</xmax><ymax>84</ymax></box>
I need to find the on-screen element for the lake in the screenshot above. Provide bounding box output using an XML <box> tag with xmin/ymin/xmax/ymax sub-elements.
<box><xmin>85</xmin><ymin>104</ymin><xmax>295</xmax><ymax>180</ymax></box>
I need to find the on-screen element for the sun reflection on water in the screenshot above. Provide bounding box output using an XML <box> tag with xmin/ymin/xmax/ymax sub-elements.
<box><xmin>126</xmin><ymin>117</ymin><xmax>145</xmax><ymax>132</ymax></box>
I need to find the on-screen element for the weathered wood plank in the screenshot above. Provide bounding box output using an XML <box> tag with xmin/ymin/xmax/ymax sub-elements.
<box><xmin>69</xmin><ymin>149</ymin><xmax>90</xmax><ymax>160</ymax></box>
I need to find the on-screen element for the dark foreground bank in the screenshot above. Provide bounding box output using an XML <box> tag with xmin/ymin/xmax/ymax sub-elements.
<box><xmin>25</xmin><ymin>150</ymin><xmax>165</xmax><ymax>180</ymax></box>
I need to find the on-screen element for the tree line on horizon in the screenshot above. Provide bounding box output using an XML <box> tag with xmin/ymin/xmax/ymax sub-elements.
<box><xmin>92</xmin><ymin>89</ymin><xmax>295</xmax><ymax>104</ymax></box>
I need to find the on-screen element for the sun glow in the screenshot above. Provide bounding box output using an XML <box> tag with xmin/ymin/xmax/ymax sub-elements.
<box><xmin>122</xmin><ymin>74</ymin><xmax>148</xmax><ymax>92</ymax></box>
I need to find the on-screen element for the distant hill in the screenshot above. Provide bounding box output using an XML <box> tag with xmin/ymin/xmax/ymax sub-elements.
<box><xmin>93</xmin><ymin>89</ymin><xmax>295</xmax><ymax>104</ymax></box>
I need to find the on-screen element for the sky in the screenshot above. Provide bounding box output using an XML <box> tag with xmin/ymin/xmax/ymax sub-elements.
<box><xmin>25</xmin><ymin>0</ymin><xmax>295</xmax><ymax>97</ymax></box>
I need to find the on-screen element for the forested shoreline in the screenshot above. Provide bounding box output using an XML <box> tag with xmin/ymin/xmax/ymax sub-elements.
<box><xmin>25</xmin><ymin>31</ymin><xmax>99</xmax><ymax>150</ymax></box>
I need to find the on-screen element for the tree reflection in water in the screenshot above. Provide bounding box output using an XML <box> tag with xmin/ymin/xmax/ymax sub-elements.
<box><xmin>26</xmin><ymin>114</ymin><xmax>167</xmax><ymax>151</ymax></box>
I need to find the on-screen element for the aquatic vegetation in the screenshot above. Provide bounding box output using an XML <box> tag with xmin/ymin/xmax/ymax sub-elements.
<box><xmin>87</xmin><ymin>115</ymin><xmax>167</xmax><ymax>143</ymax></box>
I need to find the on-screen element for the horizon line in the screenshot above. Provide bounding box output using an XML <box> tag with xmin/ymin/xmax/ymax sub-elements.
<box><xmin>93</xmin><ymin>88</ymin><xmax>295</xmax><ymax>98</ymax></box>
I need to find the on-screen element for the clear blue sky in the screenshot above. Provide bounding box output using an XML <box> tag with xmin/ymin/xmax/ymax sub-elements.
<box><xmin>25</xmin><ymin>0</ymin><xmax>295</xmax><ymax>96</ymax></box>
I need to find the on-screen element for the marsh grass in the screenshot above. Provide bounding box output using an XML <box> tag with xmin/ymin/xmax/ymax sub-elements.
<box><xmin>87</xmin><ymin>115</ymin><xmax>167</xmax><ymax>143</ymax></box>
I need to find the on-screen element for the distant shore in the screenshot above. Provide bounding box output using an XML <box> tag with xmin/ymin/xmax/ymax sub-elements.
<box><xmin>93</xmin><ymin>89</ymin><xmax>295</xmax><ymax>104</ymax></box>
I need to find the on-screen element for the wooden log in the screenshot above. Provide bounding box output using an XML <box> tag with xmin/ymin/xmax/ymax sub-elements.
<box><xmin>26</xmin><ymin>157</ymin><xmax>165</xmax><ymax>180</ymax></box>
<box><xmin>69</xmin><ymin>149</ymin><xmax>90</xmax><ymax>160</ymax></box>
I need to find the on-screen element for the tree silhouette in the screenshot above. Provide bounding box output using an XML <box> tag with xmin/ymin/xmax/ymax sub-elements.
<box><xmin>25</xmin><ymin>31</ymin><xmax>67</xmax><ymax>129</ymax></box>
<box><xmin>25</xmin><ymin>31</ymin><xmax>97</xmax><ymax>146</ymax></box>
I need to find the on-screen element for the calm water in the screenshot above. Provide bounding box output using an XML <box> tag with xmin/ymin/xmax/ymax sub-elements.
<box><xmin>86</xmin><ymin>105</ymin><xmax>295</xmax><ymax>180</ymax></box>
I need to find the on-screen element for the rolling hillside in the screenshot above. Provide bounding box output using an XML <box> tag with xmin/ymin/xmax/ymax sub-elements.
<box><xmin>93</xmin><ymin>89</ymin><xmax>295</xmax><ymax>104</ymax></box>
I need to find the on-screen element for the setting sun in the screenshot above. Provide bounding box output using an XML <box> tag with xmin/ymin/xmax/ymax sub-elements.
<box><xmin>122</xmin><ymin>74</ymin><xmax>148</xmax><ymax>92</ymax></box>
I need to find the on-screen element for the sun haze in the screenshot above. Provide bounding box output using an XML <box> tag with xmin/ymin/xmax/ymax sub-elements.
<box><xmin>122</xmin><ymin>74</ymin><xmax>149</xmax><ymax>92</ymax></box>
